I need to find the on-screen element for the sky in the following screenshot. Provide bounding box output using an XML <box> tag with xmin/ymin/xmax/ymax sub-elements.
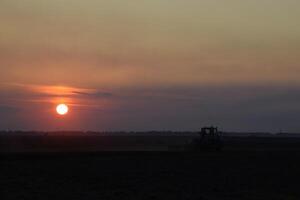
<box><xmin>0</xmin><ymin>0</ymin><xmax>300</xmax><ymax>132</ymax></box>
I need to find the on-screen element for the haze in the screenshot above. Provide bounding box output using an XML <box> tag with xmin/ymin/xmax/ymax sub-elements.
<box><xmin>1</xmin><ymin>0</ymin><xmax>300</xmax><ymax>132</ymax></box>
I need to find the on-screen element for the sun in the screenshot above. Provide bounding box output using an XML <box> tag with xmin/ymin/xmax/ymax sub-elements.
<box><xmin>56</xmin><ymin>104</ymin><xmax>69</xmax><ymax>115</ymax></box>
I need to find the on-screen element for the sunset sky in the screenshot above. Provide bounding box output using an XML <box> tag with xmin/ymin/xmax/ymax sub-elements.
<box><xmin>1</xmin><ymin>0</ymin><xmax>300</xmax><ymax>132</ymax></box>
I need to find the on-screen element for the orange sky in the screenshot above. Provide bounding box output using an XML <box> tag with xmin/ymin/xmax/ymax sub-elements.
<box><xmin>0</xmin><ymin>1</ymin><xmax>300</xmax><ymax>131</ymax></box>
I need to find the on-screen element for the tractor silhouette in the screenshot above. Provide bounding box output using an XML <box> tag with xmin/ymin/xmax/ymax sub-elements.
<box><xmin>186</xmin><ymin>126</ymin><xmax>223</xmax><ymax>151</ymax></box>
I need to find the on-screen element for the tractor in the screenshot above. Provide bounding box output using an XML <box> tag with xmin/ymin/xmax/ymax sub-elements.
<box><xmin>186</xmin><ymin>126</ymin><xmax>223</xmax><ymax>151</ymax></box>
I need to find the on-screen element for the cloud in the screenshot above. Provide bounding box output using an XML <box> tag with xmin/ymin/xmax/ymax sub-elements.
<box><xmin>1</xmin><ymin>82</ymin><xmax>300</xmax><ymax>132</ymax></box>
<box><xmin>72</xmin><ymin>91</ymin><xmax>113</xmax><ymax>98</ymax></box>
<box><xmin>5</xmin><ymin>83</ymin><xmax>112</xmax><ymax>97</ymax></box>
<box><xmin>0</xmin><ymin>83</ymin><xmax>114</xmax><ymax>110</ymax></box>
<box><xmin>0</xmin><ymin>105</ymin><xmax>19</xmax><ymax>113</ymax></box>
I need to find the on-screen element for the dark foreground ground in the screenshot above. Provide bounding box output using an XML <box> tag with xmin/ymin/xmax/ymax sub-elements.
<box><xmin>1</xmin><ymin>136</ymin><xmax>300</xmax><ymax>199</ymax></box>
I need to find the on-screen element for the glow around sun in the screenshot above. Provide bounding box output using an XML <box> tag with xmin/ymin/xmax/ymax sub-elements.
<box><xmin>56</xmin><ymin>104</ymin><xmax>69</xmax><ymax>115</ymax></box>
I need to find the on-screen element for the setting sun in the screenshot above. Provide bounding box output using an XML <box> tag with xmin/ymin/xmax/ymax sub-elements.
<box><xmin>56</xmin><ymin>104</ymin><xmax>69</xmax><ymax>115</ymax></box>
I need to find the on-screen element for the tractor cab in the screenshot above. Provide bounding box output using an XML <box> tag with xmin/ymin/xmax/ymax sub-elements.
<box><xmin>200</xmin><ymin>126</ymin><xmax>220</xmax><ymax>139</ymax></box>
<box><xmin>188</xmin><ymin>126</ymin><xmax>223</xmax><ymax>151</ymax></box>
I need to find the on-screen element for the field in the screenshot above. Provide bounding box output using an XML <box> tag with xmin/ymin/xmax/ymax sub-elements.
<box><xmin>1</xmin><ymin>135</ymin><xmax>300</xmax><ymax>199</ymax></box>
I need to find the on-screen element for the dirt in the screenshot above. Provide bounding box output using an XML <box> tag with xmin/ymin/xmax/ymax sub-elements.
<box><xmin>1</xmin><ymin>150</ymin><xmax>300</xmax><ymax>200</ymax></box>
